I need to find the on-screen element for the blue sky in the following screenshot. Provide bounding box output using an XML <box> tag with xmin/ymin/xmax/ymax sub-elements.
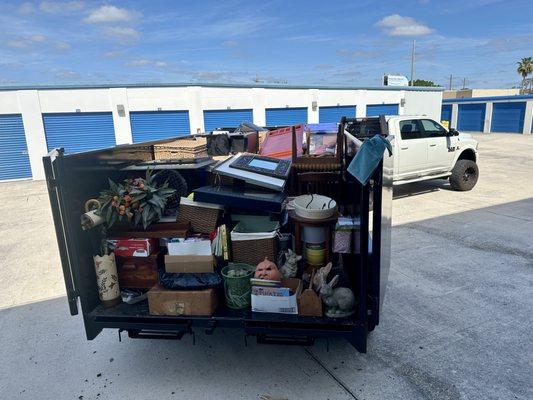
<box><xmin>0</xmin><ymin>0</ymin><xmax>531</xmax><ymax>88</ymax></box>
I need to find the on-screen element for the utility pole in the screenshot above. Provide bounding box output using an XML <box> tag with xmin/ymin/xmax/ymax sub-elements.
<box><xmin>449</xmin><ymin>74</ymin><xmax>453</xmax><ymax>90</ymax></box>
<box><xmin>410</xmin><ymin>39</ymin><xmax>416</xmax><ymax>86</ymax></box>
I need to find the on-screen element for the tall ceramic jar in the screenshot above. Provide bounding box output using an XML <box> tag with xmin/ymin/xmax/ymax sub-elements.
<box><xmin>93</xmin><ymin>253</ymin><xmax>121</xmax><ymax>307</ymax></box>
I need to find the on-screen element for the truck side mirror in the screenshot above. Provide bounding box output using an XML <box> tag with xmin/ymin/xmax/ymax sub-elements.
<box><xmin>449</xmin><ymin>128</ymin><xmax>459</xmax><ymax>136</ymax></box>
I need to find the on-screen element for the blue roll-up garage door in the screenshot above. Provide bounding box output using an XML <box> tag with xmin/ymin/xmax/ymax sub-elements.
<box><xmin>457</xmin><ymin>104</ymin><xmax>485</xmax><ymax>132</ymax></box>
<box><xmin>441</xmin><ymin>104</ymin><xmax>452</xmax><ymax>123</ymax></box>
<box><xmin>44</xmin><ymin>112</ymin><xmax>116</xmax><ymax>154</ymax></box>
<box><xmin>0</xmin><ymin>114</ymin><xmax>32</xmax><ymax>181</ymax></box>
<box><xmin>266</xmin><ymin>107</ymin><xmax>308</xmax><ymax>126</ymax></box>
<box><xmin>203</xmin><ymin>109</ymin><xmax>253</xmax><ymax>132</ymax></box>
<box><xmin>490</xmin><ymin>102</ymin><xmax>526</xmax><ymax>133</ymax></box>
<box><xmin>130</xmin><ymin>111</ymin><xmax>190</xmax><ymax>143</ymax></box>
<box><xmin>366</xmin><ymin>104</ymin><xmax>399</xmax><ymax>117</ymax></box>
<box><xmin>319</xmin><ymin>105</ymin><xmax>356</xmax><ymax>123</ymax></box>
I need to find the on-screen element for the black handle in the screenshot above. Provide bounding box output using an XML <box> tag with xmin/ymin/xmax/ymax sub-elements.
<box><xmin>256</xmin><ymin>334</ymin><xmax>315</xmax><ymax>346</ymax></box>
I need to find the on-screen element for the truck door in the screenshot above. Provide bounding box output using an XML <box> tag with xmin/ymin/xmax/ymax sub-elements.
<box><xmin>396</xmin><ymin>119</ymin><xmax>428</xmax><ymax>179</ymax></box>
<box><xmin>420</xmin><ymin>119</ymin><xmax>455</xmax><ymax>172</ymax></box>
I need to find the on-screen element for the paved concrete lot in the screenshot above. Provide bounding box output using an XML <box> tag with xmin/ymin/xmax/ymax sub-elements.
<box><xmin>1</xmin><ymin>133</ymin><xmax>532</xmax><ymax>400</ymax></box>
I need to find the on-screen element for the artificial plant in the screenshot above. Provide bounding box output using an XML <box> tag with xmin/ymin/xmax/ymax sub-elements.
<box><xmin>97</xmin><ymin>169</ymin><xmax>176</xmax><ymax>231</ymax></box>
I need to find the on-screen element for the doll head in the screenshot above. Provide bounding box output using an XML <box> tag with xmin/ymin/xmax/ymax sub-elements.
<box><xmin>254</xmin><ymin>258</ymin><xmax>281</xmax><ymax>281</ymax></box>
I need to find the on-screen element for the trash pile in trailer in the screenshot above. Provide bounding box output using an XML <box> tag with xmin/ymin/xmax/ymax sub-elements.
<box><xmin>45</xmin><ymin>117</ymin><xmax>393</xmax><ymax>352</ymax></box>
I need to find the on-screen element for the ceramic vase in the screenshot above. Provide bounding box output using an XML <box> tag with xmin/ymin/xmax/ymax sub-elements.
<box><xmin>93</xmin><ymin>252</ymin><xmax>121</xmax><ymax>307</ymax></box>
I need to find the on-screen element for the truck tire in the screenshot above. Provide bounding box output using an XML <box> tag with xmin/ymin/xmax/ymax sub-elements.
<box><xmin>449</xmin><ymin>160</ymin><xmax>478</xmax><ymax>191</ymax></box>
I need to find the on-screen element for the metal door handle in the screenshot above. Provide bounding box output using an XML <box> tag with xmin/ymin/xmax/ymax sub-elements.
<box><xmin>401</xmin><ymin>147</ymin><xmax>408</xmax><ymax>150</ymax></box>
<box><xmin>429</xmin><ymin>144</ymin><xmax>436</xmax><ymax>147</ymax></box>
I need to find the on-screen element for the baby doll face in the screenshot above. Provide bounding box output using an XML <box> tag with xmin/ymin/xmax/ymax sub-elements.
<box><xmin>254</xmin><ymin>258</ymin><xmax>281</xmax><ymax>281</ymax></box>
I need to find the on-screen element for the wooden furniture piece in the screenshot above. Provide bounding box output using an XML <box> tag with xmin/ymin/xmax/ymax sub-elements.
<box><xmin>296</xmin><ymin>171</ymin><xmax>342</xmax><ymax>200</ymax></box>
<box><xmin>110</xmin><ymin>222</ymin><xmax>190</xmax><ymax>238</ymax></box>
<box><xmin>291</xmin><ymin>124</ymin><xmax>344</xmax><ymax>171</ymax></box>
<box><xmin>116</xmin><ymin>251</ymin><xmax>161</xmax><ymax>289</ymax></box>
<box><xmin>290</xmin><ymin>124</ymin><xmax>345</xmax><ymax>196</ymax></box>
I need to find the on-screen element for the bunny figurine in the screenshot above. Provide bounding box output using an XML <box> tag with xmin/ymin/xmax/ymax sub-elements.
<box><xmin>318</xmin><ymin>274</ymin><xmax>356</xmax><ymax>318</ymax></box>
<box><xmin>312</xmin><ymin>262</ymin><xmax>332</xmax><ymax>292</ymax></box>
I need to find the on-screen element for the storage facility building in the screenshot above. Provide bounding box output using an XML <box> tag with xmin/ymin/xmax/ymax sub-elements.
<box><xmin>441</xmin><ymin>95</ymin><xmax>533</xmax><ymax>135</ymax></box>
<box><xmin>0</xmin><ymin>83</ymin><xmax>443</xmax><ymax>181</ymax></box>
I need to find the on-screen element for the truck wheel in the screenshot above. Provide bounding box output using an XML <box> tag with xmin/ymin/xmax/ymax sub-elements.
<box><xmin>449</xmin><ymin>160</ymin><xmax>478</xmax><ymax>191</ymax></box>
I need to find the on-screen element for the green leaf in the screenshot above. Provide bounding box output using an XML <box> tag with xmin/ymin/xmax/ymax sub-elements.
<box><xmin>142</xmin><ymin>207</ymin><xmax>149</xmax><ymax>229</ymax></box>
<box><xmin>109</xmin><ymin>210</ymin><xmax>118</xmax><ymax>227</ymax></box>
<box><xmin>134</xmin><ymin>211</ymin><xmax>142</xmax><ymax>226</ymax></box>
<box><xmin>108</xmin><ymin>178</ymin><xmax>119</xmax><ymax>193</ymax></box>
<box><xmin>105</xmin><ymin>204</ymin><xmax>113</xmax><ymax>225</ymax></box>
<box><xmin>131</xmin><ymin>193</ymin><xmax>146</xmax><ymax>202</ymax></box>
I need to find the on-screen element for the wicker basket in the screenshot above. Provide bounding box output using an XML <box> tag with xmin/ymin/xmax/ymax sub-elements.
<box><xmin>231</xmin><ymin>237</ymin><xmax>278</xmax><ymax>266</ymax></box>
<box><xmin>176</xmin><ymin>197</ymin><xmax>223</xmax><ymax>234</ymax></box>
<box><xmin>153</xmin><ymin>137</ymin><xmax>208</xmax><ymax>160</ymax></box>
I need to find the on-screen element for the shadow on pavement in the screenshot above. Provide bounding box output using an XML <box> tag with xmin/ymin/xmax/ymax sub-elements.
<box><xmin>393</xmin><ymin>179</ymin><xmax>453</xmax><ymax>199</ymax></box>
<box><xmin>1</xmin><ymin>199</ymin><xmax>532</xmax><ymax>400</ymax></box>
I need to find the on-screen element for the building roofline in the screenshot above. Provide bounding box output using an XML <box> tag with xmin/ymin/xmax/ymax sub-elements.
<box><xmin>443</xmin><ymin>94</ymin><xmax>533</xmax><ymax>103</ymax></box>
<box><xmin>0</xmin><ymin>82</ymin><xmax>445</xmax><ymax>92</ymax></box>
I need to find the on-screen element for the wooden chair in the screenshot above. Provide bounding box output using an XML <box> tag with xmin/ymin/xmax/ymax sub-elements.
<box><xmin>296</xmin><ymin>171</ymin><xmax>342</xmax><ymax>201</ymax></box>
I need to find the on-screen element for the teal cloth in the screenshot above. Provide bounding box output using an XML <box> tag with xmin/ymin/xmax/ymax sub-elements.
<box><xmin>347</xmin><ymin>135</ymin><xmax>392</xmax><ymax>185</ymax></box>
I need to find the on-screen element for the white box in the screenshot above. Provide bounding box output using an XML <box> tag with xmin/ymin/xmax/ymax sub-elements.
<box><xmin>251</xmin><ymin>279</ymin><xmax>302</xmax><ymax>314</ymax></box>
<box><xmin>167</xmin><ymin>240</ymin><xmax>212</xmax><ymax>256</ymax></box>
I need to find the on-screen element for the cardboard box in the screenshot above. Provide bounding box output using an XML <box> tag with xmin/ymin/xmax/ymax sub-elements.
<box><xmin>251</xmin><ymin>278</ymin><xmax>302</xmax><ymax>315</ymax></box>
<box><xmin>167</xmin><ymin>240</ymin><xmax>211</xmax><ymax>256</ymax></box>
<box><xmin>147</xmin><ymin>285</ymin><xmax>217</xmax><ymax>316</ymax></box>
<box><xmin>108</xmin><ymin>238</ymin><xmax>158</xmax><ymax>257</ymax></box>
<box><xmin>164</xmin><ymin>254</ymin><xmax>214</xmax><ymax>273</ymax></box>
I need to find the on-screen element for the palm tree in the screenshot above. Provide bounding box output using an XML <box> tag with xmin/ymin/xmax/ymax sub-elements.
<box><xmin>517</xmin><ymin>57</ymin><xmax>533</xmax><ymax>90</ymax></box>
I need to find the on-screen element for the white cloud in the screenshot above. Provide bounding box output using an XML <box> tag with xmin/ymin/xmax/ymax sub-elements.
<box><xmin>103</xmin><ymin>50</ymin><xmax>124</xmax><ymax>59</ymax></box>
<box><xmin>130</xmin><ymin>59</ymin><xmax>152</xmax><ymax>66</ymax></box>
<box><xmin>104</xmin><ymin>27</ymin><xmax>140</xmax><ymax>43</ymax></box>
<box><xmin>55</xmin><ymin>69</ymin><xmax>79</xmax><ymax>79</ymax></box>
<box><xmin>222</xmin><ymin>40</ymin><xmax>238</xmax><ymax>48</ymax></box>
<box><xmin>30</xmin><ymin>34</ymin><xmax>46</xmax><ymax>42</ymax></box>
<box><xmin>40</xmin><ymin>1</ymin><xmax>85</xmax><ymax>13</ymax></box>
<box><xmin>126</xmin><ymin>59</ymin><xmax>169</xmax><ymax>68</ymax></box>
<box><xmin>376</xmin><ymin>14</ymin><xmax>434</xmax><ymax>36</ymax></box>
<box><xmin>6</xmin><ymin>35</ymin><xmax>47</xmax><ymax>49</ymax></box>
<box><xmin>55</xmin><ymin>41</ymin><xmax>71</xmax><ymax>50</ymax></box>
<box><xmin>85</xmin><ymin>5</ymin><xmax>140</xmax><ymax>24</ymax></box>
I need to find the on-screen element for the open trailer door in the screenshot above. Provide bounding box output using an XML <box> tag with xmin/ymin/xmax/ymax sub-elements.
<box><xmin>342</xmin><ymin>115</ymin><xmax>393</xmax><ymax>332</ymax></box>
<box><xmin>43</xmin><ymin>149</ymin><xmax>79</xmax><ymax>316</ymax></box>
<box><xmin>368</xmin><ymin>127</ymin><xmax>394</xmax><ymax>331</ymax></box>
<box><xmin>43</xmin><ymin>148</ymin><xmax>108</xmax><ymax>340</ymax></box>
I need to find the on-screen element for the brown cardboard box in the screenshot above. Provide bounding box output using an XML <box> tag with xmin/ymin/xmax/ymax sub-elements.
<box><xmin>164</xmin><ymin>254</ymin><xmax>214</xmax><ymax>273</ymax></box>
<box><xmin>147</xmin><ymin>285</ymin><xmax>218</xmax><ymax>316</ymax></box>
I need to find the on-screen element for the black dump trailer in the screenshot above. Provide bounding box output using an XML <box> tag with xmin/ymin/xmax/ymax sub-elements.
<box><xmin>43</xmin><ymin>117</ymin><xmax>392</xmax><ymax>353</ymax></box>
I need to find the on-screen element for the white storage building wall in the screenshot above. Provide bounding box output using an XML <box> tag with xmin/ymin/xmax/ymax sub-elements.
<box><xmin>0</xmin><ymin>84</ymin><xmax>443</xmax><ymax>181</ymax></box>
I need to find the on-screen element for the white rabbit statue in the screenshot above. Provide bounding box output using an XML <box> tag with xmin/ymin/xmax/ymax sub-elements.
<box><xmin>318</xmin><ymin>274</ymin><xmax>356</xmax><ymax>318</ymax></box>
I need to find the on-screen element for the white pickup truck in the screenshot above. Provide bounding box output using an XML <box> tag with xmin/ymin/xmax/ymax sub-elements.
<box><xmin>385</xmin><ymin>116</ymin><xmax>479</xmax><ymax>191</ymax></box>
